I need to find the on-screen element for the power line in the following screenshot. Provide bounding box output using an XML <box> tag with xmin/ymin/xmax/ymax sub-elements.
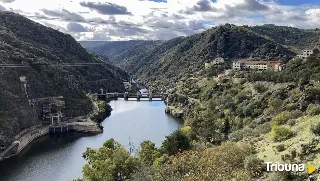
<box><xmin>0</xmin><ymin>62</ymin><xmax>108</xmax><ymax>68</ymax></box>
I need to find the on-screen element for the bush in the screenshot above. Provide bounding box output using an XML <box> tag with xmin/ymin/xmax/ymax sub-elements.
<box><xmin>271</xmin><ymin>111</ymin><xmax>292</xmax><ymax>127</ymax></box>
<box><xmin>229</xmin><ymin>127</ymin><xmax>255</xmax><ymax>142</ymax></box>
<box><xmin>275</xmin><ymin>144</ymin><xmax>286</xmax><ymax>152</ymax></box>
<box><xmin>271</xmin><ymin>126</ymin><xmax>294</xmax><ymax>142</ymax></box>
<box><xmin>161</xmin><ymin>130</ymin><xmax>191</xmax><ymax>155</ymax></box>
<box><xmin>153</xmin><ymin>154</ymin><xmax>169</xmax><ymax>167</ymax></box>
<box><xmin>268</xmin><ymin>98</ymin><xmax>283</xmax><ymax>111</ymax></box>
<box><xmin>253</xmin><ymin>83</ymin><xmax>268</xmax><ymax>93</ymax></box>
<box><xmin>284</xmin><ymin>103</ymin><xmax>296</xmax><ymax>111</ymax></box>
<box><xmin>244</xmin><ymin>155</ymin><xmax>264</xmax><ymax>177</ymax></box>
<box><xmin>307</xmin><ymin>104</ymin><xmax>320</xmax><ymax>116</ymax></box>
<box><xmin>311</xmin><ymin>120</ymin><xmax>320</xmax><ymax>136</ymax></box>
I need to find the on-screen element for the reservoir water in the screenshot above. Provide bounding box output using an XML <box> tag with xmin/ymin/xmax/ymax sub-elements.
<box><xmin>0</xmin><ymin>99</ymin><xmax>182</xmax><ymax>181</ymax></box>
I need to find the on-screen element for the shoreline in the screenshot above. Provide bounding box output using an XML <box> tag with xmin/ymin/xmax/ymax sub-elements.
<box><xmin>0</xmin><ymin>95</ymin><xmax>105</xmax><ymax>162</ymax></box>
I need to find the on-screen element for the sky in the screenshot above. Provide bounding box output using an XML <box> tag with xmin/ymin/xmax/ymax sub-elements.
<box><xmin>0</xmin><ymin>0</ymin><xmax>320</xmax><ymax>41</ymax></box>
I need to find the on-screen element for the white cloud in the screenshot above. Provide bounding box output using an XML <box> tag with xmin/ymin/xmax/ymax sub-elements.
<box><xmin>0</xmin><ymin>0</ymin><xmax>319</xmax><ymax>40</ymax></box>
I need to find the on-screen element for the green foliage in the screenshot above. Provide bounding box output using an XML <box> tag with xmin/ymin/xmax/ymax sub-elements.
<box><xmin>253</xmin><ymin>83</ymin><xmax>268</xmax><ymax>93</ymax></box>
<box><xmin>160</xmin><ymin>130</ymin><xmax>191</xmax><ymax>155</ymax></box>
<box><xmin>270</xmin><ymin>126</ymin><xmax>294</xmax><ymax>142</ymax></box>
<box><xmin>137</xmin><ymin>140</ymin><xmax>161</xmax><ymax>166</ymax></box>
<box><xmin>82</xmin><ymin>139</ymin><xmax>140</xmax><ymax>181</ymax></box>
<box><xmin>311</xmin><ymin>118</ymin><xmax>320</xmax><ymax>135</ymax></box>
<box><xmin>271</xmin><ymin>111</ymin><xmax>292</xmax><ymax>127</ymax></box>
<box><xmin>180</xmin><ymin>126</ymin><xmax>192</xmax><ymax>136</ymax></box>
<box><xmin>307</xmin><ymin>104</ymin><xmax>320</xmax><ymax>116</ymax></box>
<box><xmin>268</xmin><ymin>98</ymin><xmax>283</xmax><ymax>111</ymax></box>
<box><xmin>132</xmin><ymin>142</ymin><xmax>255</xmax><ymax>181</ymax></box>
<box><xmin>97</xmin><ymin>100</ymin><xmax>105</xmax><ymax>113</ymax></box>
<box><xmin>153</xmin><ymin>154</ymin><xmax>169</xmax><ymax>167</ymax></box>
<box><xmin>244</xmin><ymin>155</ymin><xmax>264</xmax><ymax>177</ymax></box>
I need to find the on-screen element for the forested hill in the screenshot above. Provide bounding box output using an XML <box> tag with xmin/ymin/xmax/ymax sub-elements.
<box><xmin>0</xmin><ymin>12</ymin><xmax>129</xmax><ymax>147</ymax></box>
<box><xmin>79</xmin><ymin>40</ymin><xmax>164</xmax><ymax>66</ymax></box>
<box><xmin>249</xmin><ymin>24</ymin><xmax>320</xmax><ymax>51</ymax></box>
<box><xmin>80</xmin><ymin>24</ymin><xmax>320</xmax><ymax>87</ymax></box>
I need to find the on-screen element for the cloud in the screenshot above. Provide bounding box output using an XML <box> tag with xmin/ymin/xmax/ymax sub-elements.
<box><xmin>237</xmin><ymin>0</ymin><xmax>269</xmax><ymax>11</ymax></box>
<box><xmin>79</xmin><ymin>2</ymin><xmax>132</xmax><ymax>15</ymax></box>
<box><xmin>41</xmin><ymin>9</ymin><xmax>85</xmax><ymax>21</ymax></box>
<box><xmin>0</xmin><ymin>0</ymin><xmax>15</xmax><ymax>3</ymax></box>
<box><xmin>180</xmin><ymin>0</ymin><xmax>216</xmax><ymax>14</ymax></box>
<box><xmin>0</xmin><ymin>5</ymin><xmax>6</xmax><ymax>11</ymax></box>
<box><xmin>66</xmin><ymin>22</ymin><xmax>88</xmax><ymax>32</ymax></box>
<box><xmin>193</xmin><ymin>0</ymin><xmax>215</xmax><ymax>12</ymax></box>
<box><xmin>4</xmin><ymin>0</ymin><xmax>320</xmax><ymax>40</ymax></box>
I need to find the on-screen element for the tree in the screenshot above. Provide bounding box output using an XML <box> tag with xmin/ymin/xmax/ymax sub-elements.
<box><xmin>81</xmin><ymin>138</ymin><xmax>140</xmax><ymax>181</ymax></box>
<box><xmin>137</xmin><ymin>140</ymin><xmax>161</xmax><ymax>166</ymax></box>
<box><xmin>161</xmin><ymin>130</ymin><xmax>191</xmax><ymax>155</ymax></box>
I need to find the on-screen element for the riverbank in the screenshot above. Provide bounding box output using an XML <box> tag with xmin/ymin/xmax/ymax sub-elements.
<box><xmin>0</xmin><ymin>126</ymin><xmax>49</xmax><ymax>161</ymax></box>
<box><xmin>165</xmin><ymin>106</ymin><xmax>183</xmax><ymax>118</ymax></box>
<box><xmin>0</xmin><ymin>95</ymin><xmax>105</xmax><ymax>162</ymax></box>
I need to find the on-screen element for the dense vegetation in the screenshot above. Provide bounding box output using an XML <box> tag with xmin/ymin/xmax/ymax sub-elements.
<box><xmin>0</xmin><ymin>12</ymin><xmax>129</xmax><ymax>147</ymax></box>
<box><xmin>249</xmin><ymin>24</ymin><xmax>320</xmax><ymax>51</ymax></box>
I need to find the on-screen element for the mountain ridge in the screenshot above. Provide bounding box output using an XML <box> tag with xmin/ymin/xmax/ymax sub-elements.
<box><xmin>0</xmin><ymin>12</ymin><xmax>129</xmax><ymax>147</ymax></box>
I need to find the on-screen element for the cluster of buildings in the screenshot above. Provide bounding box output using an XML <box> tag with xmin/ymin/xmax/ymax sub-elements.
<box><xmin>232</xmin><ymin>59</ymin><xmax>285</xmax><ymax>71</ymax></box>
<box><xmin>36</xmin><ymin>97</ymin><xmax>65</xmax><ymax>125</ymax></box>
<box><xmin>211</xmin><ymin>57</ymin><xmax>284</xmax><ymax>72</ymax></box>
<box><xmin>212</xmin><ymin>39</ymin><xmax>320</xmax><ymax>72</ymax></box>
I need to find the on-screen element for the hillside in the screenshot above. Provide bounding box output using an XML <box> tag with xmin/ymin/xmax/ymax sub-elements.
<box><xmin>81</xmin><ymin>24</ymin><xmax>310</xmax><ymax>87</ymax></box>
<box><xmin>81</xmin><ymin>25</ymin><xmax>320</xmax><ymax>88</ymax></box>
<box><xmin>249</xmin><ymin>24</ymin><xmax>320</xmax><ymax>52</ymax></box>
<box><xmin>0</xmin><ymin>12</ymin><xmax>129</xmax><ymax>147</ymax></box>
<box><xmin>137</xmin><ymin>24</ymin><xmax>296</xmax><ymax>86</ymax></box>
<box><xmin>79</xmin><ymin>40</ymin><xmax>164</xmax><ymax>67</ymax></box>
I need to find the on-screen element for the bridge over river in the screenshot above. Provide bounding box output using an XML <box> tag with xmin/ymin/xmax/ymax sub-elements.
<box><xmin>97</xmin><ymin>90</ymin><xmax>166</xmax><ymax>101</ymax></box>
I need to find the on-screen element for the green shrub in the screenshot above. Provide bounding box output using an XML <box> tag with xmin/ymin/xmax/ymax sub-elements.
<box><xmin>271</xmin><ymin>111</ymin><xmax>292</xmax><ymax>127</ymax></box>
<box><xmin>244</xmin><ymin>155</ymin><xmax>264</xmax><ymax>177</ymax></box>
<box><xmin>307</xmin><ymin>104</ymin><xmax>320</xmax><ymax>116</ymax></box>
<box><xmin>311</xmin><ymin>120</ymin><xmax>320</xmax><ymax>136</ymax></box>
<box><xmin>271</xmin><ymin>126</ymin><xmax>294</xmax><ymax>142</ymax></box>
<box><xmin>253</xmin><ymin>83</ymin><xmax>268</xmax><ymax>93</ymax></box>
<box><xmin>275</xmin><ymin>144</ymin><xmax>286</xmax><ymax>152</ymax></box>
<box><xmin>153</xmin><ymin>154</ymin><xmax>169</xmax><ymax>167</ymax></box>
<box><xmin>160</xmin><ymin>130</ymin><xmax>191</xmax><ymax>155</ymax></box>
<box><xmin>268</xmin><ymin>98</ymin><xmax>283</xmax><ymax>111</ymax></box>
<box><xmin>284</xmin><ymin>103</ymin><xmax>296</xmax><ymax>111</ymax></box>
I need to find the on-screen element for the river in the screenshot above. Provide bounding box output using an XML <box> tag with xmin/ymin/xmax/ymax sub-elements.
<box><xmin>0</xmin><ymin>99</ymin><xmax>182</xmax><ymax>181</ymax></box>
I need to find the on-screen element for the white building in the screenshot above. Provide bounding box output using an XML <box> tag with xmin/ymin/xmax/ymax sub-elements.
<box><xmin>232</xmin><ymin>60</ymin><xmax>284</xmax><ymax>71</ymax></box>
<box><xmin>297</xmin><ymin>49</ymin><xmax>316</xmax><ymax>59</ymax></box>
<box><xmin>212</xmin><ymin>57</ymin><xmax>224</xmax><ymax>65</ymax></box>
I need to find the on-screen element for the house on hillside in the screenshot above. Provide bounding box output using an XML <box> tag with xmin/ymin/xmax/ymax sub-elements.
<box><xmin>297</xmin><ymin>49</ymin><xmax>319</xmax><ymax>59</ymax></box>
<box><xmin>297</xmin><ymin>39</ymin><xmax>320</xmax><ymax>59</ymax></box>
<box><xmin>212</xmin><ymin>57</ymin><xmax>224</xmax><ymax>65</ymax></box>
<box><xmin>232</xmin><ymin>59</ymin><xmax>285</xmax><ymax>71</ymax></box>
